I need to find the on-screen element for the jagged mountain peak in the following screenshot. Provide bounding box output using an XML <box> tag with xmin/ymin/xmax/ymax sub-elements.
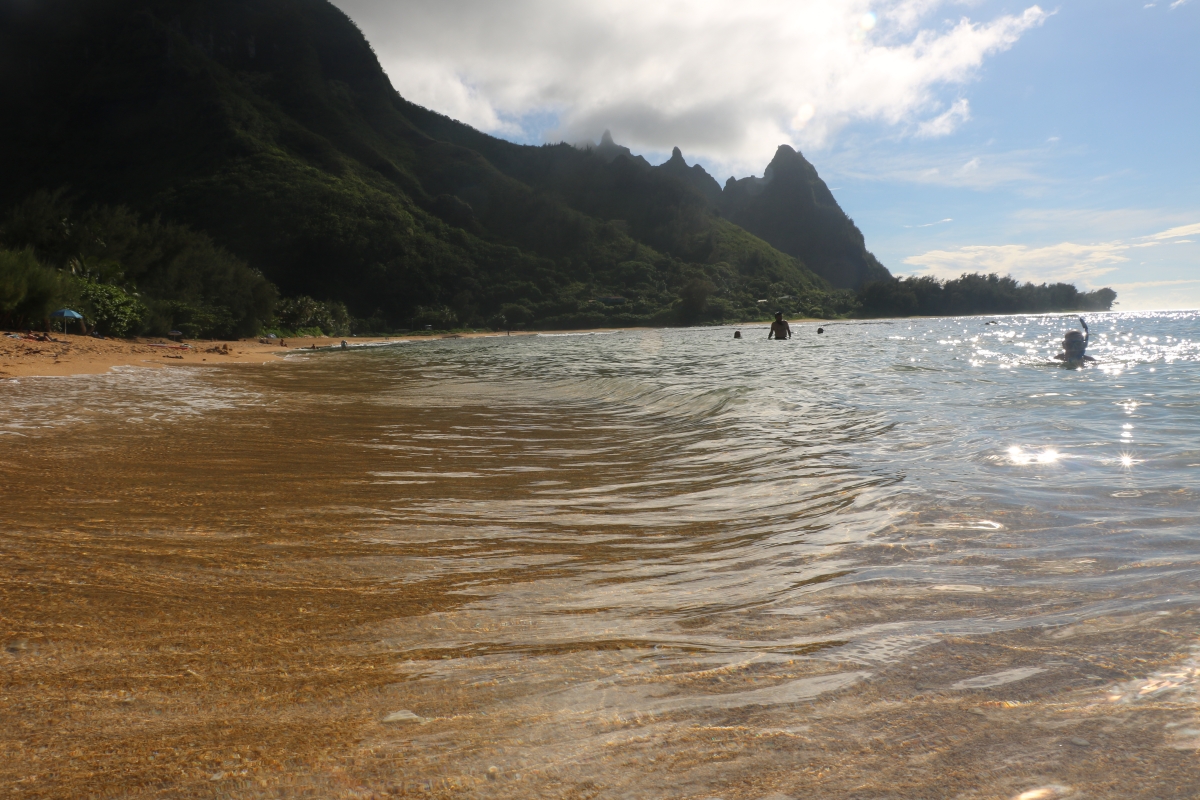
<box><xmin>718</xmin><ymin>145</ymin><xmax>889</xmax><ymax>288</ymax></box>
<box><xmin>770</xmin><ymin>143</ymin><xmax>802</xmax><ymax>162</ymax></box>
<box><xmin>764</xmin><ymin>144</ymin><xmax>822</xmax><ymax>181</ymax></box>
<box><xmin>655</xmin><ymin>145</ymin><xmax>721</xmax><ymax>204</ymax></box>
<box><xmin>591</xmin><ymin>130</ymin><xmax>648</xmax><ymax>165</ymax></box>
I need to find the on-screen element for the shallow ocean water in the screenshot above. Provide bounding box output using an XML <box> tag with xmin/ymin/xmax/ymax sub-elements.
<box><xmin>5</xmin><ymin>310</ymin><xmax>1200</xmax><ymax>799</ymax></box>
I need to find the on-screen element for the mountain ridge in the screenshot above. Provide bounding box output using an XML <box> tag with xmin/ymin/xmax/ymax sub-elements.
<box><xmin>1</xmin><ymin>0</ymin><xmax>890</xmax><ymax>333</ymax></box>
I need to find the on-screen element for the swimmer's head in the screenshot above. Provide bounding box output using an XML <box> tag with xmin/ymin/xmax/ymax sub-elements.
<box><xmin>1063</xmin><ymin>329</ymin><xmax>1087</xmax><ymax>356</ymax></box>
<box><xmin>775</xmin><ymin>311</ymin><xmax>783</xmax><ymax>320</ymax></box>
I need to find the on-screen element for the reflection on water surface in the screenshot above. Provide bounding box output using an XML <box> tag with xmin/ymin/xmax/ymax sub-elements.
<box><xmin>4</xmin><ymin>311</ymin><xmax>1200</xmax><ymax>798</ymax></box>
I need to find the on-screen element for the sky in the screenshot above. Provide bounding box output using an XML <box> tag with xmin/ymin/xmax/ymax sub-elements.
<box><xmin>333</xmin><ymin>0</ymin><xmax>1199</xmax><ymax>310</ymax></box>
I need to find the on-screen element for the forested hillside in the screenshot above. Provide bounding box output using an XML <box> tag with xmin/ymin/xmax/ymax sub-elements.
<box><xmin>0</xmin><ymin>0</ymin><xmax>874</xmax><ymax>335</ymax></box>
<box><xmin>0</xmin><ymin>0</ymin><xmax>1113</xmax><ymax>336</ymax></box>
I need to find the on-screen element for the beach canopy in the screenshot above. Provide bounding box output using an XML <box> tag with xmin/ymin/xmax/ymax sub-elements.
<box><xmin>50</xmin><ymin>308</ymin><xmax>83</xmax><ymax>319</ymax></box>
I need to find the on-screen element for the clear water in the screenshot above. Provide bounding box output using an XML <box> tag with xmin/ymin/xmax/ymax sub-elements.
<box><xmin>6</xmin><ymin>311</ymin><xmax>1200</xmax><ymax>799</ymax></box>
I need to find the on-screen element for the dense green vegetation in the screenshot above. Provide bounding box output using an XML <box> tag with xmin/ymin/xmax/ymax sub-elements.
<box><xmin>0</xmin><ymin>248</ymin><xmax>76</xmax><ymax>331</ymax></box>
<box><xmin>271</xmin><ymin>295</ymin><xmax>351</xmax><ymax>337</ymax></box>
<box><xmin>858</xmin><ymin>273</ymin><xmax>1117</xmax><ymax>318</ymax></box>
<box><xmin>0</xmin><ymin>0</ymin><xmax>1113</xmax><ymax>334</ymax></box>
<box><xmin>0</xmin><ymin>192</ymin><xmax>274</xmax><ymax>336</ymax></box>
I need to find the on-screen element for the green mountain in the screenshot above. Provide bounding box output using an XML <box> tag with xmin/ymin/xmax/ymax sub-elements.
<box><xmin>720</xmin><ymin>146</ymin><xmax>891</xmax><ymax>289</ymax></box>
<box><xmin>0</xmin><ymin>0</ymin><xmax>888</xmax><ymax>334</ymax></box>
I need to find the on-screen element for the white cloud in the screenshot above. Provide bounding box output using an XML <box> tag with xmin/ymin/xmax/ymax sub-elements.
<box><xmin>903</xmin><ymin>241</ymin><xmax>1128</xmax><ymax>284</ymax></box>
<box><xmin>1170</xmin><ymin>0</ymin><xmax>1191</xmax><ymax>9</ymax></box>
<box><xmin>901</xmin><ymin>219</ymin><xmax>1200</xmax><ymax>286</ymax></box>
<box><xmin>1144</xmin><ymin>222</ymin><xmax>1200</xmax><ymax>240</ymax></box>
<box><xmin>333</xmin><ymin>0</ymin><xmax>1047</xmax><ymax>175</ymax></box>
<box><xmin>917</xmin><ymin>98</ymin><xmax>971</xmax><ymax>137</ymax></box>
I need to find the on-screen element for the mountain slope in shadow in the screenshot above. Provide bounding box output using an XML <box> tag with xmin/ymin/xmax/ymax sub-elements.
<box><xmin>0</xmin><ymin>0</ymin><xmax>885</xmax><ymax>328</ymax></box>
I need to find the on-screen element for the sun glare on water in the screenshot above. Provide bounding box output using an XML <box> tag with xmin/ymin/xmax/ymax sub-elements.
<box><xmin>1013</xmin><ymin>787</ymin><xmax>1072</xmax><ymax>800</ymax></box>
<box><xmin>1006</xmin><ymin>446</ymin><xmax>1060</xmax><ymax>466</ymax></box>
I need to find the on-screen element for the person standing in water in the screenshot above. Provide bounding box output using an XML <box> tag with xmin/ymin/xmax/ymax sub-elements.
<box><xmin>768</xmin><ymin>312</ymin><xmax>792</xmax><ymax>340</ymax></box>
<box><xmin>1055</xmin><ymin>316</ymin><xmax>1095</xmax><ymax>365</ymax></box>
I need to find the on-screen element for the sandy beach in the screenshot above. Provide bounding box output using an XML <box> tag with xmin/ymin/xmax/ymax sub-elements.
<box><xmin>0</xmin><ymin>323</ymin><xmax>807</xmax><ymax>379</ymax></box>
<box><xmin>0</xmin><ymin>330</ymin><xmax>607</xmax><ymax>378</ymax></box>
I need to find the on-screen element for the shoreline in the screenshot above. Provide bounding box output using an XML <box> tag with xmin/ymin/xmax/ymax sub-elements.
<box><xmin>1</xmin><ymin>320</ymin><xmax>833</xmax><ymax>379</ymax></box>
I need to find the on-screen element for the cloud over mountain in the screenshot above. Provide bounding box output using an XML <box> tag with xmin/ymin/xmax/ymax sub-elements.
<box><xmin>334</xmin><ymin>0</ymin><xmax>1047</xmax><ymax>174</ymax></box>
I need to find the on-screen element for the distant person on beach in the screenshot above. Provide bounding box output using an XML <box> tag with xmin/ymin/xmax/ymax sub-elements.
<box><xmin>1054</xmin><ymin>317</ymin><xmax>1095</xmax><ymax>365</ymax></box>
<box><xmin>768</xmin><ymin>312</ymin><xmax>791</xmax><ymax>340</ymax></box>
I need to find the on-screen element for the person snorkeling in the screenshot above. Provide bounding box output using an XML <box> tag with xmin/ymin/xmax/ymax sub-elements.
<box><xmin>1054</xmin><ymin>316</ymin><xmax>1096</xmax><ymax>365</ymax></box>
<box><xmin>768</xmin><ymin>312</ymin><xmax>792</xmax><ymax>340</ymax></box>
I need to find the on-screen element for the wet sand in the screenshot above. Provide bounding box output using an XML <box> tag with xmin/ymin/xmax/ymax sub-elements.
<box><xmin>6</xmin><ymin>319</ymin><xmax>1200</xmax><ymax>799</ymax></box>
<box><xmin>4</xmin><ymin>388</ymin><xmax>1196</xmax><ymax>800</ymax></box>
<box><xmin>1</xmin><ymin>407</ymin><xmax>435</xmax><ymax>797</ymax></box>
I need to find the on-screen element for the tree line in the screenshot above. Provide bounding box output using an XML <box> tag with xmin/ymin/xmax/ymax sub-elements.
<box><xmin>857</xmin><ymin>273</ymin><xmax>1116</xmax><ymax>318</ymax></box>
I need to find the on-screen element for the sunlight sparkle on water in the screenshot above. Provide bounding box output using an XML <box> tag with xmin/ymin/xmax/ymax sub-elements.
<box><xmin>1007</xmin><ymin>446</ymin><xmax>1030</xmax><ymax>465</ymax></box>
<box><xmin>1005</xmin><ymin>446</ymin><xmax>1062</xmax><ymax>466</ymax></box>
<box><xmin>1014</xmin><ymin>787</ymin><xmax>1072</xmax><ymax>800</ymax></box>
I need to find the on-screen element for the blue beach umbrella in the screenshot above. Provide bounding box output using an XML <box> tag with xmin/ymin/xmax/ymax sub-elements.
<box><xmin>50</xmin><ymin>308</ymin><xmax>84</xmax><ymax>333</ymax></box>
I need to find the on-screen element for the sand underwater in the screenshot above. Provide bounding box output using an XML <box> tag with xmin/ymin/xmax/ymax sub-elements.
<box><xmin>5</xmin><ymin>312</ymin><xmax>1200</xmax><ymax>799</ymax></box>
